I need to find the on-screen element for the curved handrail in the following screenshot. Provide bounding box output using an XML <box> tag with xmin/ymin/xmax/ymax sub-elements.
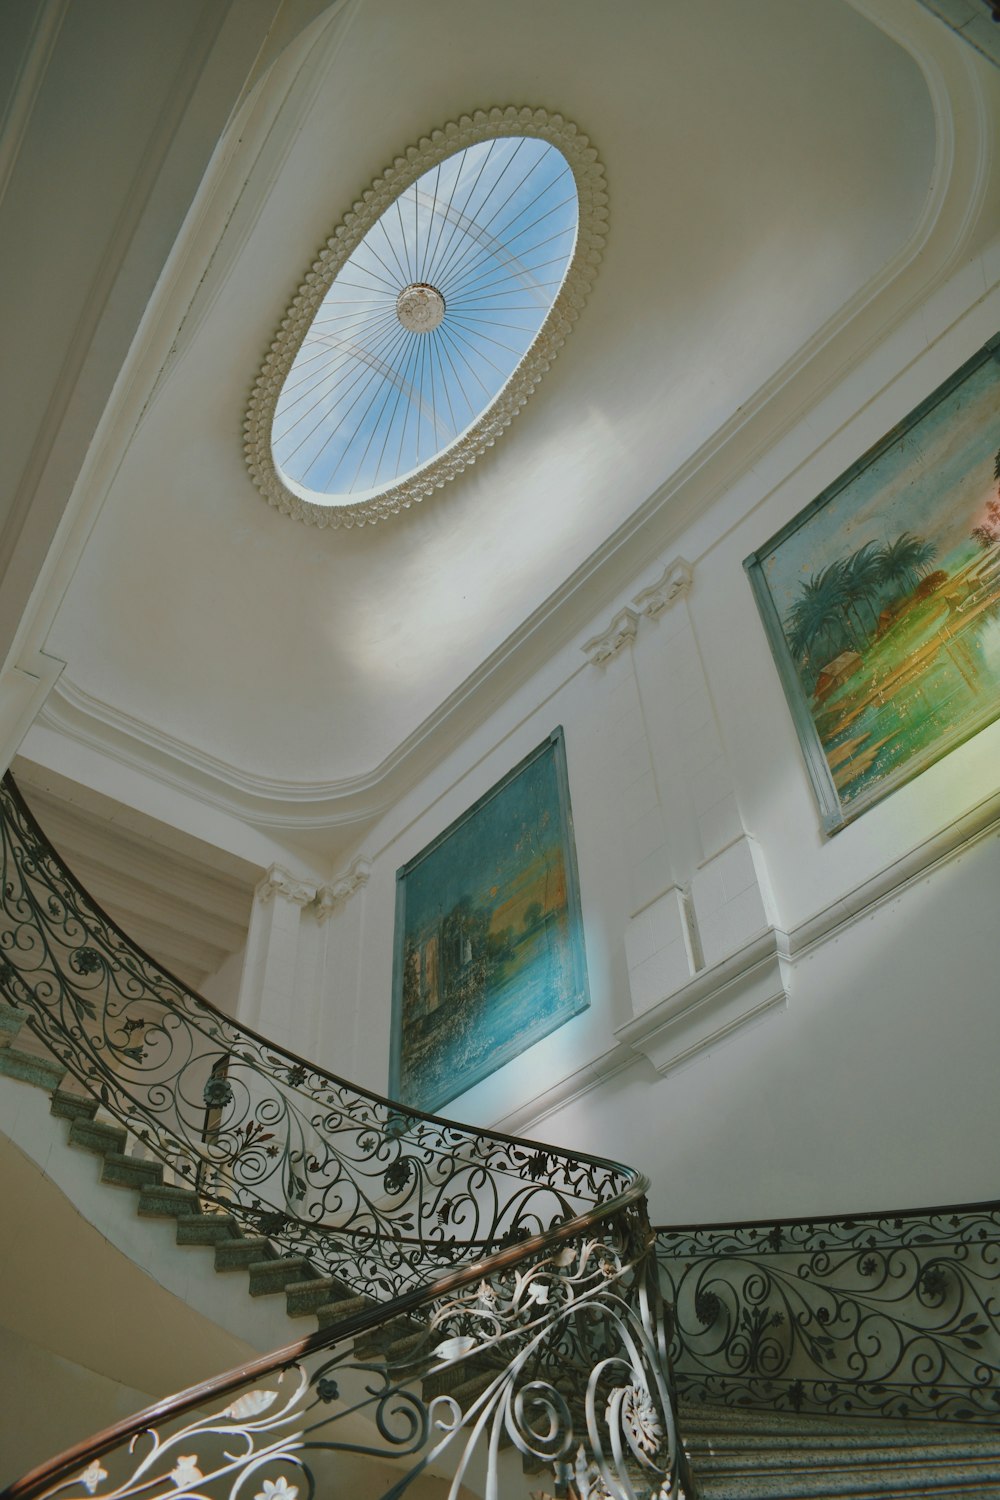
<box><xmin>6</xmin><ymin>1182</ymin><xmax>652</xmax><ymax>1500</ymax></box>
<box><xmin>0</xmin><ymin>773</ymin><xmax>635</xmax><ymax>1296</ymax></box>
<box><xmin>655</xmin><ymin>1198</ymin><xmax>1000</xmax><ymax>1426</ymax></box>
<box><xmin>0</xmin><ymin>774</ymin><xmax>691</xmax><ymax>1499</ymax></box>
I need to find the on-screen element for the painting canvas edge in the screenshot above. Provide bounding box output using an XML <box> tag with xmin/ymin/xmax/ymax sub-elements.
<box><xmin>744</xmin><ymin>333</ymin><xmax>1000</xmax><ymax>835</ymax></box>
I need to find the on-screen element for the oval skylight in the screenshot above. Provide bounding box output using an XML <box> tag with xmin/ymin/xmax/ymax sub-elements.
<box><xmin>244</xmin><ymin>109</ymin><xmax>607</xmax><ymax>528</ymax></box>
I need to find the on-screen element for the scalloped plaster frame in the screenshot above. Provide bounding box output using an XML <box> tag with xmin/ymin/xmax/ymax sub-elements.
<box><xmin>243</xmin><ymin>106</ymin><xmax>608</xmax><ymax>529</ymax></box>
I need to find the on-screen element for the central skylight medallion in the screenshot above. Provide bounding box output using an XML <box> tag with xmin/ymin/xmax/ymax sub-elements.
<box><xmin>396</xmin><ymin>283</ymin><xmax>446</xmax><ymax>333</ymax></box>
<box><xmin>270</xmin><ymin>134</ymin><xmax>579</xmax><ymax>508</ymax></box>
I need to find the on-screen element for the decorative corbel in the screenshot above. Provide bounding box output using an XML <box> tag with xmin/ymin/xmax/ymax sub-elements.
<box><xmin>315</xmin><ymin>856</ymin><xmax>372</xmax><ymax>922</ymax></box>
<box><xmin>581</xmin><ymin>607</ymin><xmax>640</xmax><ymax>665</ymax></box>
<box><xmin>632</xmin><ymin>558</ymin><xmax>693</xmax><ymax>618</ymax></box>
<box><xmin>255</xmin><ymin>864</ymin><xmax>317</xmax><ymax>907</ymax></box>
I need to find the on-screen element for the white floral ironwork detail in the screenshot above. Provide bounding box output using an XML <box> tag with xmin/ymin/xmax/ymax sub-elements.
<box><xmin>243</xmin><ymin>106</ymin><xmax>607</xmax><ymax>529</ymax></box>
<box><xmin>168</xmin><ymin>1456</ymin><xmax>203</xmax><ymax>1489</ymax></box>
<box><xmin>78</xmin><ymin>1462</ymin><xmax>107</xmax><ymax>1496</ymax></box>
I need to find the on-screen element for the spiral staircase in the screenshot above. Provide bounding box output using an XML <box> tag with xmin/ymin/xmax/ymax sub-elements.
<box><xmin>0</xmin><ymin>773</ymin><xmax>998</xmax><ymax>1500</ymax></box>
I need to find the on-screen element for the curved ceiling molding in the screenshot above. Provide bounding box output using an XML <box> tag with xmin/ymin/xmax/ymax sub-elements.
<box><xmin>244</xmin><ymin>106</ymin><xmax>607</xmax><ymax>528</ymax></box>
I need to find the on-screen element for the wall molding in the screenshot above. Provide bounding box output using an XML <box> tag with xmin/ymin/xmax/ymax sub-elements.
<box><xmin>10</xmin><ymin>1</ymin><xmax>994</xmax><ymax>839</ymax></box>
<box><xmin>615</xmin><ymin>925</ymin><xmax>790</xmax><ymax>1077</ymax></box>
<box><xmin>0</xmin><ymin>0</ymin><xmax>69</xmax><ymax>214</ymax></box>
<box><xmin>491</xmin><ymin>786</ymin><xmax>1000</xmax><ymax>1138</ymax></box>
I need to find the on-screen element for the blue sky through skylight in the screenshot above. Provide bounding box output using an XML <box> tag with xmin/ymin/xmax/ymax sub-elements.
<box><xmin>271</xmin><ymin>136</ymin><xmax>579</xmax><ymax>504</ymax></box>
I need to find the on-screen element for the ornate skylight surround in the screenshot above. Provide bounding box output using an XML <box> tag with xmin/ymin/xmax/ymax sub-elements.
<box><xmin>244</xmin><ymin>107</ymin><xmax>607</xmax><ymax>529</ymax></box>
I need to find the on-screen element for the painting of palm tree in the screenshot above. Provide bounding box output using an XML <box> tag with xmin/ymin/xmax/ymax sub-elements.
<box><xmin>745</xmin><ymin>337</ymin><xmax>1000</xmax><ymax>832</ymax></box>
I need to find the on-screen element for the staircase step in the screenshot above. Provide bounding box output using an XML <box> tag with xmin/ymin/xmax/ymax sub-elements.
<box><xmin>247</xmin><ymin>1256</ymin><xmax>315</xmax><ymax>1296</ymax></box>
<box><xmin>67</xmin><ymin>1116</ymin><xmax>128</xmax><ymax>1157</ymax></box>
<box><xmin>432</xmin><ymin>1367</ymin><xmax>498</xmax><ymax>1412</ymax></box>
<box><xmin>693</xmin><ymin>1441</ymin><xmax>1000</xmax><ymax>1474</ymax></box>
<box><xmin>214</xmin><ymin>1237</ymin><xmax>276</xmax><ymax>1271</ymax></box>
<box><xmin>49</xmin><ymin>1089</ymin><xmax>99</xmax><ymax>1123</ymax></box>
<box><xmin>100</xmin><ymin>1152</ymin><xmax>163</xmax><ymax>1190</ymax></box>
<box><xmin>0</xmin><ymin>1002</ymin><xmax>25</xmax><ymax>1043</ymax></box>
<box><xmin>136</xmin><ymin>1183</ymin><xmax>202</xmax><ymax>1218</ymax></box>
<box><xmin>383</xmin><ymin>1329</ymin><xmax>432</xmax><ymax>1364</ymax></box>
<box><xmin>693</xmin><ymin>1466</ymin><xmax>1000</xmax><ymax>1499</ymax></box>
<box><xmin>285</xmin><ymin>1277</ymin><xmax>343</xmax><ymax>1317</ymax></box>
<box><xmin>353</xmin><ymin>1312</ymin><xmax>425</xmax><ymax>1359</ymax></box>
<box><xmin>0</xmin><ymin>1045</ymin><xmax>64</xmax><ymax>1090</ymax></box>
<box><xmin>683</xmin><ymin>1401</ymin><xmax>1000</xmax><ymax>1497</ymax></box>
<box><xmin>316</xmin><ymin>1295</ymin><xmax>375</xmax><ymax>1331</ymax></box>
<box><xmin>680</xmin><ymin>1405</ymin><xmax>914</xmax><ymax>1434</ymax></box>
<box><xmin>175</xmin><ymin>1213</ymin><xmax>242</xmax><ymax>1246</ymax></box>
<box><xmin>422</xmin><ymin>1354</ymin><xmax>497</xmax><ymax>1402</ymax></box>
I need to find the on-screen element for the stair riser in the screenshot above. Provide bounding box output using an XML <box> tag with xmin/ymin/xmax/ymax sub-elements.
<box><xmin>136</xmin><ymin>1187</ymin><xmax>201</xmax><ymax>1218</ymax></box>
<box><xmin>68</xmin><ymin>1118</ymin><xmax>128</xmax><ymax>1157</ymax></box>
<box><xmin>0</xmin><ymin>1048</ymin><xmax>64</xmax><ymax>1090</ymax></box>
<box><xmin>49</xmin><ymin>1090</ymin><xmax>99</xmax><ymax>1123</ymax></box>
<box><xmin>175</xmin><ymin>1217</ymin><xmax>241</xmax><ymax>1246</ymax></box>
<box><xmin>316</xmin><ymin>1296</ymin><xmax>374</xmax><ymax>1330</ymax></box>
<box><xmin>247</xmin><ymin>1259</ymin><xmax>314</xmax><ymax>1296</ymax></box>
<box><xmin>100</xmin><ymin>1155</ymin><xmax>163</xmax><ymax>1190</ymax></box>
<box><xmin>4</xmin><ymin>1003</ymin><xmax>1000</xmax><ymax>1500</ymax></box>
<box><xmin>0</xmin><ymin>1004</ymin><xmax>25</xmax><ymax>1042</ymax></box>
<box><xmin>215</xmin><ymin>1240</ymin><xmax>276</xmax><ymax>1271</ymax></box>
<box><xmin>285</xmin><ymin>1280</ymin><xmax>339</xmax><ymax>1316</ymax></box>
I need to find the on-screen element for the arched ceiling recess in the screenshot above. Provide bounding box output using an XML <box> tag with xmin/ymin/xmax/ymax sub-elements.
<box><xmin>28</xmin><ymin>0</ymin><xmax>998</xmax><ymax>843</ymax></box>
<box><xmin>245</xmin><ymin>108</ymin><xmax>607</xmax><ymax>528</ymax></box>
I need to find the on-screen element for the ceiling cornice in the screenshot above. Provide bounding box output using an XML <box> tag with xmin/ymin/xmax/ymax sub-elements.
<box><xmin>13</xmin><ymin>0</ymin><xmax>999</xmax><ymax>837</ymax></box>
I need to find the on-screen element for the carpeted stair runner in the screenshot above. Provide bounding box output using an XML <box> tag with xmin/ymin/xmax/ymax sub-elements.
<box><xmin>3</xmin><ymin>999</ymin><xmax>1000</xmax><ymax>1497</ymax></box>
<box><xmin>680</xmin><ymin>1401</ymin><xmax>1000</xmax><ymax>1495</ymax></box>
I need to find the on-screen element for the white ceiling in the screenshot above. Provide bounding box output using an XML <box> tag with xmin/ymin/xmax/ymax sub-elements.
<box><xmin>40</xmin><ymin>0</ymin><xmax>941</xmax><ymax>824</ymax></box>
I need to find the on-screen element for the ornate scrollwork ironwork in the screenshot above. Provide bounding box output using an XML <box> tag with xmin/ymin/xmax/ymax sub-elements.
<box><xmin>657</xmin><ymin>1204</ymin><xmax>1000</xmax><ymax>1424</ymax></box>
<box><xmin>0</xmin><ymin>773</ymin><xmax>692</xmax><ymax>1499</ymax></box>
<box><xmin>13</xmin><ymin>1211</ymin><xmax>689</xmax><ymax>1500</ymax></box>
<box><xmin>0</xmin><ymin>774</ymin><xmax>631</xmax><ymax>1300</ymax></box>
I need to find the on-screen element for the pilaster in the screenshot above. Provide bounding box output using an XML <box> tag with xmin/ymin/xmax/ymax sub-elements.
<box><xmin>585</xmin><ymin>557</ymin><xmax>788</xmax><ymax>1064</ymax></box>
<box><xmin>237</xmin><ymin>863</ymin><xmax>317</xmax><ymax>1052</ymax></box>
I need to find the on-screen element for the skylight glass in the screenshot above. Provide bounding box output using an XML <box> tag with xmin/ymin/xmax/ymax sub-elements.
<box><xmin>270</xmin><ymin>136</ymin><xmax>579</xmax><ymax>506</ymax></box>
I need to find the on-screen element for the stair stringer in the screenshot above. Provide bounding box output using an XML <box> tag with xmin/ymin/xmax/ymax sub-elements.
<box><xmin>0</xmin><ymin>1050</ymin><xmax>542</xmax><ymax>1500</ymax></box>
<box><xmin>0</xmin><ymin>1064</ymin><xmax>297</xmax><ymax>1361</ymax></box>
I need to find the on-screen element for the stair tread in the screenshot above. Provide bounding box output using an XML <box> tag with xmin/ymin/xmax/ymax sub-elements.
<box><xmin>5</xmin><ymin>996</ymin><xmax>1000</xmax><ymax>1500</ymax></box>
<box><xmin>100</xmin><ymin>1152</ymin><xmax>163</xmax><ymax>1187</ymax></box>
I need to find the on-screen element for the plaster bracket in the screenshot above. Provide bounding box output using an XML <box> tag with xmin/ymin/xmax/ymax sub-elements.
<box><xmin>632</xmin><ymin>557</ymin><xmax>693</xmax><ymax>617</ymax></box>
<box><xmin>315</xmin><ymin>855</ymin><xmax>371</xmax><ymax>921</ymax></box>
<box><xmin>582</xmin><ymin>607</ymin><xmax>640</xmax><ymax>665</ymax></box>
<box><xmin>615</xmin><ymin>925</ymin><xmax>790</xmax><ymax>1076</ymax></box>
<box><xmin>255</xmin><ymin>863</ymin><xmax>317</xmax><ymax>908</ymax></box>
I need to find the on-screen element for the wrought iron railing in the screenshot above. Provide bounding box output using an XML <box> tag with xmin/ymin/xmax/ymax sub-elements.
<box><xmin>0</xmin><ymin>773</ymin><xmax>692</xmax><ymax>1500</ymax></box>
<box><xmin>657</xmin><ymin>1201</ymin><xmax>1000</xmax><ymax>1425</ymax></box>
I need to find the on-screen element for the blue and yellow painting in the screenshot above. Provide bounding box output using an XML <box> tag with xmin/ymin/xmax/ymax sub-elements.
<box><xmin>390</xmin><ymin>729</ymin><xmax>589</xmax><ymax>1114</ymax></box>
<box><xmin>746</xmin><ymin>339</ymin><xmax>1000</xmax><ymax>830</ymax></box>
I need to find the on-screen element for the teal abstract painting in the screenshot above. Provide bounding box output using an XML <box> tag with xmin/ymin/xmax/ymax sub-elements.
<box><xmin>390</xmin><ymin>729</ymin><xmax>589</xmax><ymax>1114</ymax></box>
<box><xmin>745</xmin><ymin>337</ymin><xmax>1000</xmax><ymax>832</ymax></box>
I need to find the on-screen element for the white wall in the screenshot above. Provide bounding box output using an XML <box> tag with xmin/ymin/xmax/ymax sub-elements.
<box><xmin>315</xmin><ymin>255</ymin><xmax>1000</xmax><ymax>1224</ymax></box>
<box><xmin>0</xmin><ymin>1324</ymin><xmax>154</xmax><ymax>1488</ymax></box>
